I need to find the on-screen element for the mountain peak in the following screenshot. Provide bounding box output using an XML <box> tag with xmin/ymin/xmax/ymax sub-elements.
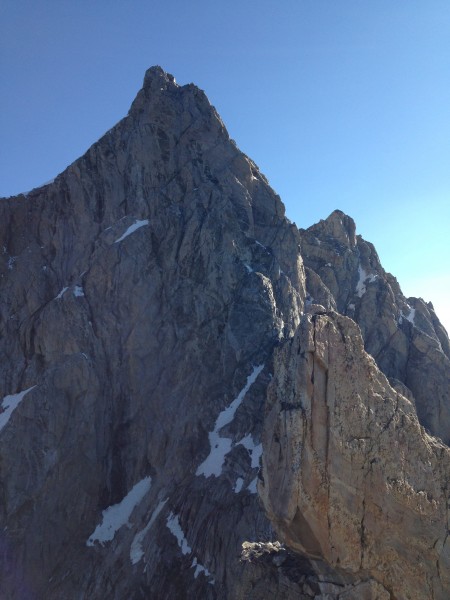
<box><xmin>142</xmin><ymin>65</ymin><xmax>177</xmax><ymax>91</ymax></box>
<box><xmin>324</xmin><ymin>209</ymin><xmax>356</xmax><ymax>245</ymax></box>
<box><xmin>305</xmin><ymin>208</ymin><xmax>357</xmax><ymax>247</ymax></box>
<box><xmin>0</xmin><ymin>67</ymin><xmax>449</xmax><ymax>600</ymax></box>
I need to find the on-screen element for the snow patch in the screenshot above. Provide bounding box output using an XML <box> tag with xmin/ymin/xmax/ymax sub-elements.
<box><xmin>237</xmin><ymin>435</ymin><xmax>263</xmax><ymax>468</ymax></box>
<box><xmin>7</xmin><ymin>256</ymin><xmax>17</xmax><ymax>270</ymax></box>
<box><xmin>0</xmin><ymin>386</ymin><xmax>36</xmax><ymax>433</ymax></box>
<box><xmin>130</xmin><ymin>498</ymin><xmax>167</xmax><ymax>565</ymax></box>
<box><xmin>348</xmin><ymin>303</ymin><xmax>355</xmax><ymax>311</ymax></box>
<box><xmin>114</xmin><ymin>219</ymin><xmax>149</xmax><ymax>244</ymax></box>
<box><xmin>234</xmin><ymin>477</ymin><xmax>244</xmax><ymax>494</ymax></box>
<box><xmin>166</xmin><ymin>512</ymin><xmax>214</xmax><ymax>583</ymax></box>
<box><xmin>166</xmin><ymin>512</ymin><xmax>192</xmax><ymax>555</ymax></box>
<box><xmin>244</xmin><ymin>264</ymin><xmax>253</xmax><ymax>273</ymax></box>
<box><xmin>196</xmin><ymin>365</ymin><xmax>264</xmax><ymax>478</ymax></box>
<box><xmin>399</xmin><ymin>306</ymin><xmax>416</xmax><ymax>326</ymax></box>
<box><xmin>247</xmin><ymin>477</ymin><xmax>258</xmax><ymax>494</ymax></box>
<box><xmin>55</xmin><ymin>287</ymin><xmax>68</xmax><ymax>300</ymax></box>
<box><xmin>355</xmin><ymin>265</ymin><xmax>377</xmax><ymax>298</ymax></box>
<box><xmin>73</xmin><ymin>285</ymin><xmax>84</xmax><ymax>297</ymax></box>
<box><xmin>405</xmin><ymin>307</ymin><xmax>416</xmax><ymax>324</ymax></box>
<box><xmin>86</xmin><ymin>476</ymin><xmax>152</xmax><ymax>547</ymax></box>
<box><xmin>192</xmin><ymin>557</ymin><xmax>214</xmax><ymax>582</ymax></box>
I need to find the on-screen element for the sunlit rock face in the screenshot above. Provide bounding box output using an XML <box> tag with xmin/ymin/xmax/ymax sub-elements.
<box><xmin>300</xmin><ymin>210</ymin><xmax>450</xmax><ymax>444</ymax></box>
<box><xmin>0</xmin><ymin>67</ymin><xmax>449</xmax><ymax>599</ymax></box>
<box><xmin>260</xmin><ymin>305</ymin><xmax>450</xmax><ymax>599</ymax></box>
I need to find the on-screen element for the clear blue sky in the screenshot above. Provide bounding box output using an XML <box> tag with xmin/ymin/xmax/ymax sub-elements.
<box><xmin>1</xmin><ymin>1</ymin><xmax>449</xmax><ymax>331</ymax></box>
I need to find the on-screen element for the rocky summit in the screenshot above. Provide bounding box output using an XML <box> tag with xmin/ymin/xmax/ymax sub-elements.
<box><xmin>0</xmin><ymin>67</ymin><xmax>448</xmax><ymax>599</ymax></box>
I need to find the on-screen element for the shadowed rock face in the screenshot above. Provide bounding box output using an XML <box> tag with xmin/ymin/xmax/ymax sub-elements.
<box><xmin>0</xmin><ymin>66</ymin><xmax>305</xmax><ymax>599</ymax></box>
<box><xmin>0</xmin><ymin>68</ymin><xmax>449</xmax><ymax>599</ymax></box>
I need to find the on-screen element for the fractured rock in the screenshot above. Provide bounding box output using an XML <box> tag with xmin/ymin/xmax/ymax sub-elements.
<box><xmin>0</xmin><ymin>66</ymin><xmax>305</xmax><ymax>599</ymax></box>
<box><xmin>260</xmin><ymin>308</ymin><xmax>450</xmax><ymax>600</ymax></box>
<box><xmin>0</xmin><ymin>67</ymin><xmax>449</xmax><ymax>599</ymax></box>
<box><xmin>300</xmin><ymin>209</ymin><xmax>450</xmax><ymax>443</ymax></box>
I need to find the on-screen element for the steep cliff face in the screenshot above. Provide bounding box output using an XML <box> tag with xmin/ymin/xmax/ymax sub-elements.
<box><xmin>0</xmin><ymin>66</ymin><xmax>305</xmax><ymax>599</ymax></box>
<box><xmin>259</xmin><ymin>305</ymin><xmax>450</xmax><ymax>599</ymax></box>
<box><xmin>300</xmin><ymin>210</ymin><xmax>450</xmax><ymax>444</ymax></box>
<box><xmin>0</xmin><ymin>68</ymin><xmax>449</xmax><ymax>599</ymax></box>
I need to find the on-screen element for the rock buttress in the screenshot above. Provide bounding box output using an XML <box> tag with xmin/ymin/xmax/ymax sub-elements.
<box><xmin>260</xmin><ymin>305</ymin><xmax>450</xmax><ymax>600</ymax></box>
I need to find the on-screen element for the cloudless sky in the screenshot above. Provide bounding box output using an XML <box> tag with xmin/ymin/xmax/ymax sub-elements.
<box><xmin>1</xmin><ymin>1</ymin><xmax>449</xmax><ymax>331</ymax></box>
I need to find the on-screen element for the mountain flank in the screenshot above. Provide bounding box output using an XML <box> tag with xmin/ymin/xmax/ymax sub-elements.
<box><xmin>0</xmin><ymin>67</ymin><xmax>448</xmax><ymax>599</ymax></box>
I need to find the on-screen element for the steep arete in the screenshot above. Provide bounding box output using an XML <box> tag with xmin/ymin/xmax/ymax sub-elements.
<box><xmin>0</xmin><ymin>68</ymin><xmax>448</xmax><ymax>599</ymax></box>
<box><xmin>300</xmin><ymin>209</ymin><xmax>450</xmax><ymax>443</ymax></box>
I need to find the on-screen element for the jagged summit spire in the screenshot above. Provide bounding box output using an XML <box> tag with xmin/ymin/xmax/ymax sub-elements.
<box><xmin>305</xmin><ymin>209</ymin><xmax>357</xmax><ymax>247</ymax></box>
<box><xmin>129</xmin><ymin>64</ymin><xmax>218</xmax><ymax>127</ymax></box>
<box><xmin>142</xmin><ymin>65</ymin><xmax>177</xmax><ymax>90</ymax></box>
<box><xmin>324</xmin><ymin>209</ymin><xmax>356</xmax><ymax>246</ymax></box>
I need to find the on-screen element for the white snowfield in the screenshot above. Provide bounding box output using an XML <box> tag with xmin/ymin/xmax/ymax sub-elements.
<box><xmin>114</xmin><ymin>219</ymin><xmax>149</xmax><ymax>243</ymax></box>
<box><xmin>196</xmin><ymin>364</ymin><xmax>264</xmax><ymax>478</ymax></box>
<box><xmin>0</xmin><ymin>386</ymin><xmax>36</xmax><ymax>433</ymax></box>
<box><xmin>86</xmin><ymin>476</ymin><xmax>152</xmax><ymax>547</ymax></box>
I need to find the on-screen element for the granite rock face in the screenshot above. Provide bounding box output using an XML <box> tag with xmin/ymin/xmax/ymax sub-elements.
<box><xmin>0</xmin><ymin>68</ymin><xmax>449</xmax><ymax>599</ymax></box>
